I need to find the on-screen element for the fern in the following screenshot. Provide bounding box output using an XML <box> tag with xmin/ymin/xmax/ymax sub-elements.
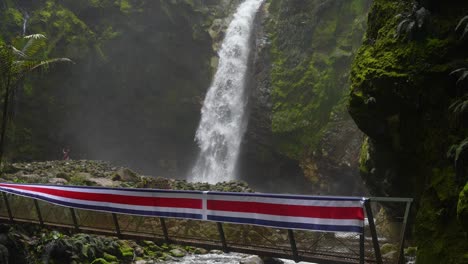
<box><xmin>450</xmin><ymin>68</ymin><xmax>468</xmax><ymax>93</ymax></box>
<box><xmin>455</xmin><ymin>138</ymin><xmax>468</xmax><ymax>167</ymax></box>
<box><xmin>394</xmin><ymin>4</ymin><xmax>430</xmax><ymax>40</ymax></box>
<box><xmin>449</xmin><ymin>96</ymin><xmax>468</xmax><ymax>116</ymax></box>
<box><xmin>0</xmin><ymin>34</ymin><xmax>73</xmax><ymax>164</ymax></box>
<box><xmin>455</xmin><ymin>15</ymin><xmax>468</xmax><ymax>41</ymax></box>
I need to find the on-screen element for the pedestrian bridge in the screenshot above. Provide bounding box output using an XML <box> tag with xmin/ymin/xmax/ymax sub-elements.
<box><xmin>0</xmin><ymin>183</ymin><xmax>412</xmax><ymax>264</ymax></box>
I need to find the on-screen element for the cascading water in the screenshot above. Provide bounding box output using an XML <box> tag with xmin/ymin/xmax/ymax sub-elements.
<box><xmin>191</xmin><ymin>0</ymin><xmax>264</xmax><ymax>184</ymax></box>
<box><xmin>22</xmin><ymin>12</ymin><xmax>29</xmax><ymax>36</ymax></box>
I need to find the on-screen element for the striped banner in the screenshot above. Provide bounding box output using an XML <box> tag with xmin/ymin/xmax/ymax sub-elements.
<box><xmin>206</xmin><ymin>192</ymin><xmax>365</xmax><ymax>233</ymax></box>
<box><xmin>0</xmin><ymin>183</ymin><xmax>364</xmax><ymax>234</ymax></box>
<box><xmin>0</xmin><ymin>183</ymin><xmax>204</xmax><ymax>220</ymax></box>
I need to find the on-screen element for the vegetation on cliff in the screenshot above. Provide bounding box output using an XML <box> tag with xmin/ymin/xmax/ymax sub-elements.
<box><xmin>245</xmin><ymin>0</ymin><xmax>371</xmax><ymax>194</ymax></box>
<box><xmin>349</xmin><ymin>0</ymin><xmax>468</xmax><ymax>262</ymax></box>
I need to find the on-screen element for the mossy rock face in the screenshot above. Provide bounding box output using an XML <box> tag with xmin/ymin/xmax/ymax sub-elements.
<box><xmin>349</xmin><ymin>0</ymin><xmax>468</xmax><ymax>263</ymax></box>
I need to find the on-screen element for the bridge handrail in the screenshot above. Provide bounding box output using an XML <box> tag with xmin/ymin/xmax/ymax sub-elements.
<box><xmin>0</xmin><ymin>183</ymin><xmax>365</xmax><ymax>234</ymax></box>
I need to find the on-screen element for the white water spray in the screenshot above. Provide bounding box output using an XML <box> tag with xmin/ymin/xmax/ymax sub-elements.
<box><xmin>191</xmin><ymin>0</ymin><xmax>264</xmax><ymax>183</ymax></box>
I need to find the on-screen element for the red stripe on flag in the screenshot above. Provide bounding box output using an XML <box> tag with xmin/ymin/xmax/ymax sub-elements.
<box><xmin>207</xmin><ymin>200</ymin><xmax>364</xmax><ymax>220</ymax></box>
<box><xmin>0</xmin><ymin>184</ymin><xmax>202</xmax><ymax>209</ymax></box>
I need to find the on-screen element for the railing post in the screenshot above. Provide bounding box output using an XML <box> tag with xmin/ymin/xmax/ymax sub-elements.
<box><xmin>2</xmin><ymin>192</ymin><xmax>13</xmax><ymax>223</ymax></box>
<box><xmin>33</xmin><ymin>199</ymin><xmax>44</xmax><ymax>227</ymax></box>
<box><xmin>287</xmin><ymin>229</ymin><xmax>299</xmax><ymax>262</ymax></box>
<box><xmin>69</xmin><ymin>208</ymin><xmax>79</xmax><ymax>231</ymax></box>
<box><xmin>112</xmin><ymin>213</ymin><xmax>121</xmax><ymax>237</ymax></box>
<box><xmin>217</xmin><ymin>222</ymin><xmax>228</xmax><ymax>252</ymax></box>
<box><xmin>365</xmin><ymin>199</ymin><xmax>382</xmax><ymax>264</ymax></box>
<box><xmin>398</xmin><ymin>199</ymin><xmax>413</xmax><ymax>264</ymax></box>
<box><xmin>160</xmin><ymin>218</ymin><xmax>169</xmax><ymax>242</ymax></box>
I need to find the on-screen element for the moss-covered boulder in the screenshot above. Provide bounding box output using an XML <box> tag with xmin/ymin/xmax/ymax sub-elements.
<box><xmin>349</xmin><ymin>0</ymin><xmax>468</xmax><ymax>262</ymax></box>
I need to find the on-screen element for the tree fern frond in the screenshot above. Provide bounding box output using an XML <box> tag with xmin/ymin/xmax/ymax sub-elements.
<box><xmin>13</xmin><ymin>58</ymin><xmax>73</xmax><ymax>74</ymax></box>
<box><xmin>449</xmin><ymin>97</ymin><xmax>468</xmax><ymax>115</ymax></box>
<box><xmin>11</xmin><ymin>46</ymin><xmax>26</xmax><ymax>58</ymax></box>
<box><xmin>29</xmin><ymin>58</ymin><xmax>74</xmax><ymax>71</ymax></box>
<box><xmin>23</xmin><ymin>34</ymin><xmax>46</xmax><ymax>40</ymax></box>
<box><xmin>455</xmin><ymin>16</ymin><xmax>468</xmax><ymax>33</ymax></box>
<box><xmin>21</xmin><ymin>36</ymin><xmax>46</xmax><ymax>58</ymax></box>
<box><xmin>456</xmin><ymin>71</ymin><xmax>468</xmax><ymax>86</ymax></box>
<box><xmin>450</xmin><ymin>68</ymin><xmax>467</xmax><ymax>76</ymax></box>
<box><xmin>462</xmin><ymin>23</ymin><xmax>468</xmax><ymax>41</ymax></box>
<box><xmin>396</xmin><ymin>19</ymin><xmax>411</xmax><ymax>38</ymax></box>
<box><xmin>455</xmin><ymin>137</ymin><xmax>468</xmax><ymax>166</ymax></box>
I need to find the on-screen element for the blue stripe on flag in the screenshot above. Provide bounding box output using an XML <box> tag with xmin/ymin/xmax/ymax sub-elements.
<box><xmin>207</xmin><ymin>215</ymin><xmax>363</xmax><ymax>233</ymax></box>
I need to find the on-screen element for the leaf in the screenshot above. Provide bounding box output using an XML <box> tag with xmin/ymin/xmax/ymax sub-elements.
<box><xmin>396</xmin><ymin>19</ymin><xmax>411</xmax><ymax>38</ymax></box>
<box><xmin>23</xmin><ymin>34</ymin><xmax>46</xmax><ymax>40</ymax></box>
<box><xmin>455</xmin><ymin>138</ymin><xmax>468</xmax><ymax>166</ymax></box>
<box><xmin>455</xmin><ymin>15</ymin><xmax>468</xmax><ymax>33</ymax></box>
<box><xmin>462</xmin><ymin>22</ymin><xmax>468</xmax><ymax>41</ymax></box>
<box><xmin>449</xmin><ymin>96</ymin><xmax>468</xmax><ymax>116</ymax></box>
<box><xmin>415</xmin><ymin>7</ymin><xmax>429</xmax><ymax>28</ymax></box>
<box><xmin>456</xmin><ymin>71</ymin><xmax>468</xmax><ymax>88</ymax></box>
<box><xmin>21</xmin><ymin>36</ymin><xmax>46</xmax><ymax>58</ymax></box>
<box><xmin>11</xmin><ymin>46</ymin><xmax>26</xmax><ymax>58</ymax></box>
<box><xmin>450</xmin><ymin>68</ymin><xmax>467</xmax><ymax>77</ymax></box>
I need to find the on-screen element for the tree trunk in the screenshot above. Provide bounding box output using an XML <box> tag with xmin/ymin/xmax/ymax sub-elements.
<box><xmin>0</xmin><ymin>74</ymin><xmax>11</xmax><ymax>165</ymax></box>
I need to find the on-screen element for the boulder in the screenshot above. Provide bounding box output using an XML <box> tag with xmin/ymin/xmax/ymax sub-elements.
<box><xmin>169</xmin><ymin>248</ymin><xmax>186</xmax><ymax>258</ymax></box>
<box><xmin>240</xmin><ymin>255</ymin><xmax>263</xmax><ymax>264</ymax></box>
<box><xmin>112</xmin><ymin>168</ymin><xmax>139</xmax><ymax>182</ymax></box>
<box><xmin>49</xmin><ymin>178</ymin><xmax>68</xmax><ymax>185</ymax></box>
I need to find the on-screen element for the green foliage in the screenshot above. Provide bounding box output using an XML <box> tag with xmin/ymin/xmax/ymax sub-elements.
<box><xmin>0</xmin><ymin>34</ymin><xmax>72</xmax><ymax>164</ymax></box>
<box><xmin>395</xmin><ymin>4</ymin><xmax>430</xmax><ymax>41</ymax></box>
<box><xmin>268</xmin><ymin>0</ymin><xmax>370</xmax><ymax>159</ymax></box>
<box><xmin>350</xmin><ymin>0</ymin><xmax>468</xmax><ymax>262</ymax></box>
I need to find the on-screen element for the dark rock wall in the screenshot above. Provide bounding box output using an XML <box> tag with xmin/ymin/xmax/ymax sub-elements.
<box><xmin>0</xmin><ymin>0</ymin><xmax>239</xmax><ymax>177</ymax></box>
<box><xmin>349</xmin><ymin>0</ymin><xmax>468</xmax><ymax>262</ymax></box>
<box><xmin>240</xmin><ymin>0</ymin><xmax>371</xmax><ymax>195</ymax></box>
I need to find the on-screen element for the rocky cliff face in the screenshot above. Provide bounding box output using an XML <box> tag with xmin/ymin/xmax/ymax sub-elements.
<box><xmin>349</xmin><ymin>0</ymin><xmax>468</xmax><ymax>262</ymax></box>
<box><xmin>0</xmin><ymin>0</ymin><xmax>240</xmax><ymax>177</ymax></box>
<box><xmin>240</xmin><ymin>0</ymin><xmax>371</xmax><ymax>194</ymax></box>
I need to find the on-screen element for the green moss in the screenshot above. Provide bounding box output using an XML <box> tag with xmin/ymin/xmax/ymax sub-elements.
<box><xmin>103</xmin><ymin>253</ymin><xmax>118</xmax><ymax>262</ymax></box>
<box><xmin>359</xmin><ymin>137</ymin><xmax>370</xmax><ymax>174</ymax></box>
<box><xmin>118</xmin><ymin>242</ymin><xmax>134</xmax><ymax>259</ymax></box>
<box><xmin>268</xmin><ymin>0</ymin><xmax>371</xmax><ymax>159</ymax></box>
<box><xmin>350</xmin><ymin>1</ymin><xmax>468</xmax><ymax>262</ymax></box>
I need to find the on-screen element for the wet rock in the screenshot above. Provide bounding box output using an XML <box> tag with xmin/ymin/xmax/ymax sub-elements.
<box><xmin>112</xmin><ymin>168</ymin><xmax>139</xmax><ymax>182</ymax></box>
<box><xmin>240</xmin><ymin>255</ymin><xmax>263</xmax><ymax>264</ymax></box>
<box><xmin>262</xmin><ymin>257</ymin><xmax>284</xmax><ymax>264</ymax></box>
<box><xmin>380</xmin><ymin>243</ymin><xmax>398</xmax><ymax>255</ymax></box>
<box><xmin>49</xmin><ymin>178</ymin><xmax>68</xmax><ymax>185</ymax></box>
<box><xmin>0</xmin><ymin>244</ymin><xmax>8</xmax><ymax>264</ymax></box>
<box><xmin>193</xmin><ymin>247</ymin><xmax>208</xmax><ymax>254</ymax></box>
<box><xmin>169</xmin><ymin>248</ymin><xmax>186</xmax><ymax>258</ymax></box>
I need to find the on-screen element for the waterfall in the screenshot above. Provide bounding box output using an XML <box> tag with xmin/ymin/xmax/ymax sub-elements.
<box><xmin>191</xmin><ymin>0</ymin><xmax>264</xmax><ymax>184</ymax></box>
<box><xmin>23</xmin><ymin>12</ymin><xmax>29</xmax><ymax>36</ymax></box>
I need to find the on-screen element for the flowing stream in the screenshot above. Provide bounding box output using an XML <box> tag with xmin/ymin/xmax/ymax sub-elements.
<box><xmin>191</xmin><ymin>0</ymin><xmax>264</xmax><ymax>183</ymax></box>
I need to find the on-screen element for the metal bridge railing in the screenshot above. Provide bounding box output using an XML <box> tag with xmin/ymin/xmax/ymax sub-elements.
<box><xmin>0</xmin><ymin>186</ymin><xmax>412</xmax><ymax>264</ymax></box>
